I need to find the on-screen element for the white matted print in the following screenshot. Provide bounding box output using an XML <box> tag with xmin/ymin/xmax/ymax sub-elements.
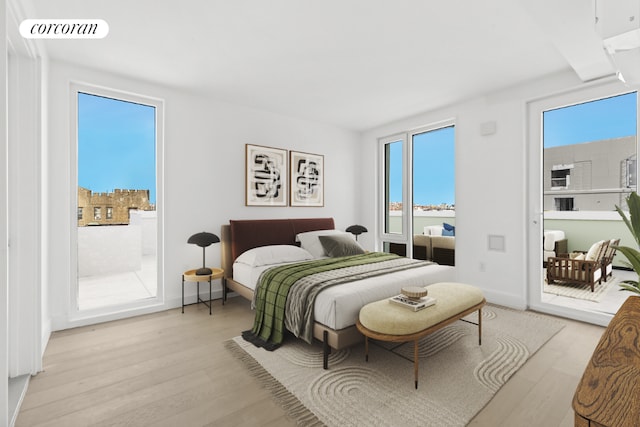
<box><xmin>290</xmin><ymin>151</ymin><xmax>324</xmax><ymax>207</ymax></box>
<box><xmin>245</xmin><ymin>144</ymin><xmax>287</xmax><ymax>206</ymax></box>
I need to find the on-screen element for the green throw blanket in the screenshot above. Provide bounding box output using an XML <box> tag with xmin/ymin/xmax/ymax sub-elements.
<box><xmin>242</xmin><ymin>252</ymin><xmax>432</xmax><ymax>350</ymax></box>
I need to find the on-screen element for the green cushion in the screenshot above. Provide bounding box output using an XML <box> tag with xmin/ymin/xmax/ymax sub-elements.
<box><xmin>359</xmin><ymin>282</ymin><xmax>484</xmax><ymax>336</ymax></box>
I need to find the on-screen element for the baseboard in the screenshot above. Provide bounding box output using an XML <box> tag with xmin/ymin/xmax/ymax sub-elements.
<box><xmin>8</xmin><ymin>374</ymin><xmax>30</xmax><ymax>427</ymax></box>
<box><xmin>168</xmin><ymin>288</ymin><xmax>226</xmax><ymax>310</ymax></box>
<box><xmin>53</xmin><ymin>301</ymin><xmax>169</xmax><ymax>330</ymax></box>
<box><xmin>481</xmin><ymin>289</ymin><xmax>527</xmax><ymax>311</ymax></box>
<box><xmin>41</xmin><ymin>317</ymin><xmax>52</xmax><ymax>358</ymax></box>
<box><xmin>528</xmin><ymin>302</ymin><xmax>612</xmax><ymax>327</ymax></box>
<box><xmin>51</xmin><ymin>289</ymin><xmax>235</xmax><ymax>331</ymax></box>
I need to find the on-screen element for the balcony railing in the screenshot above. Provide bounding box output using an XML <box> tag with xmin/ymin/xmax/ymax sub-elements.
<box><xmin>387</xmin><ymin>210</ymin><xmax>634</xmax><ymax>268</ymax></box>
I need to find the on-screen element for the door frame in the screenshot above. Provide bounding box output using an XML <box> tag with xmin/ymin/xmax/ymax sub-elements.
<box><xmin>377</xmin><ymin>119</ymin><xmax>456</xmax><ymax>256</ymax></box>
<box><xmin>69</xmin><ymin>82</ymin><xmax>165</xmax><ymax>323</ymax></box>
<box><xmin>526</xmin><ymin>79</ymin><xmax>635</xmax><ymax>326</ymax></box>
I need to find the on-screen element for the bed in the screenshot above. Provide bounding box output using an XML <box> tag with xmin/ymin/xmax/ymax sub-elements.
<box><xmin>220</xmin><ymin>217</ymin><xmax>455</xmax><ymax>368</ymax></box>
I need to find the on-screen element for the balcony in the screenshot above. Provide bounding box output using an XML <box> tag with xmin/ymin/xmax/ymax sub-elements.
<box><xmin>78</xmin><ymin>210</ymin><xmax>157</xmax><ymax>310</ymax></box>
<box><xmin>387</xmin><ymin>210</ymin><xmax>637</xmax><ymax>315</ymax></box>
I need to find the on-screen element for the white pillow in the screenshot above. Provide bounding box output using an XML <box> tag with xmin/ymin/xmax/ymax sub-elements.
<box><xmin>424</xmin><ymin>225</ymin><xmax>442</xmax><ymax>236</ymax></box>
<box><xmin>585</xmin><ymin>240</ymin><xmax>605</xmax><ymax>261</ymax></box>
<box><xmin>296</xmin><ymin>229</ymin><xmax>351</xmax><ymax>258</ymax></box>
<box><xmin>234</xmin><ymin>245</ymin><xmax>314</xmax><ymax>267</ymax></box>
<box><xmin>567</xmin><ymin>252</ymin><xmax>585</xmax><ymax>270</ymax></box>
<box><xmin>543</xmin><ymin>230</ymin><xmax>564</xmax><ymax>251</ymax></box>
<box><xmin>543</xmin><ymin>232</ymin><xmax>555</xmax><ymax>251</ymax></box>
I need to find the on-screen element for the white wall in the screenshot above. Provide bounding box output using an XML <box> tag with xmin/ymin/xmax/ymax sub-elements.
<box><xmin>77</xmin><ymin>226</ymin><xmax>142</xmax><ymax>277</ymax></box>
<box><xmin>40</xmin><ymin>57</ymin><xmax>50</xmax><ymax>353</ymax></box>
<box><xmin>1</xmin><ymin>0</ymin><xmax>9</xmax><ymax>423</ymax></box>
<box><xmin>130</xmin><ymin>210</ymin><xmax>157</xmax><ymax>256</ymax></box>
<box><xmin>7</xmin><ymin>49</ymin><xmax>42</xmax><ymax>377</ymax></box>
<box><xmin>46</xmin><ymin>60</ymin><xmax>361</xmax><ymax>329</ymax></box>
<box><xmin>360</xmin><ymin>70</ymin><xmax>587</xmax><ymax>309</ymax></box>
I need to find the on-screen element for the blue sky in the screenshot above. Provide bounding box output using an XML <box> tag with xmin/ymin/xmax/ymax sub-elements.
<box><xmin>389</xmin><ymin>126</ymin><xmax>456</xmax><ymax>206</ymax></box>
<box><xmin>413</xmin><ymin>126</ymin><xmax>455</xmax><ymax>206</ymax></box>
<box><xmin>543</xmin><ymin>92</ymin><xmax>637</xmax><ymax>148</ymax></box>
<box><xmin>391</xmin><ymin>92</ymin><xmax>637</xmax><ymax>205</ymax></box>
<box><xmin>78</xmin><ymin>90</ymin><xmax>635</xmax><ymax>209</ymax></box>
<box><xmin>78</xmin><ymin>92</ymin><xmax>156</xmax><ymax>204</ymax></box>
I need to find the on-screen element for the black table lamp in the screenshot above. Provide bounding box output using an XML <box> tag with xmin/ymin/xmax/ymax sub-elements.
<box><xmin>188</xmin><ymin>231</ymin><xmax>220</xmax><ymax>275</ymax></box>
<box><xmin>346</xmin><ymin>224</ymin><xmax>368</xmax><ymax>241</ymax></box>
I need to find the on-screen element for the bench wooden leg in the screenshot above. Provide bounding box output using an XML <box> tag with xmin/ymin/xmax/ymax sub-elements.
<box><xmin>478</xmin><ymin>308</ymin><xmax>482</xmax><ymax>346</ymax></box>
<box><xmin>364</xmin><ymin>336</ymin><xmax>369</xmax><ymax>362</ymax></box>
<box><xmin>414</xmin><ymin>340</ymin><xmax>419</xmax><ymax>389</ymax></box>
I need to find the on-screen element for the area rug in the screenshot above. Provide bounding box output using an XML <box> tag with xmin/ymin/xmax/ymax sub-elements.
<box><xmin>225</xmin><ymin>305</ymin><xmax>564</xmax><ymax>426</ymax></box>
<box><xmin>543</xmin><ymin>274</ymin><xmax>618</xmax><ymax>302</ymax></box>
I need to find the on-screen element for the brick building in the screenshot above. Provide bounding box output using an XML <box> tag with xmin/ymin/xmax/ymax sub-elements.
<box><xmin>77</xmin><ymin>187</ymin><xmax>154</xmax><ymax>226</ymax></box>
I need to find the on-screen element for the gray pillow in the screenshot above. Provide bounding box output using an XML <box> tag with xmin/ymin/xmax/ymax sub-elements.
<box><xmin>319</xmin><ymin>234</ymin><xmax>365</xmax><ymax>257</ymax></box>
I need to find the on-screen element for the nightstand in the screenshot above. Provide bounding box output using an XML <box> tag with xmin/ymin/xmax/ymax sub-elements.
<box><xmin>182</xmin><ymin>267</ymin><xmax>224</xmax><ymax>315</ymax></box>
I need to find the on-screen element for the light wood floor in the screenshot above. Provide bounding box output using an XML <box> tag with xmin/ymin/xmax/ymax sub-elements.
<box><xmin>17</xmin><ymin>296</ymin><xmax>606</xmax><ymax>427</ymax></box>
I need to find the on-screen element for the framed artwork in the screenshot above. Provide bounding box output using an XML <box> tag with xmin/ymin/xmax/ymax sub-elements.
<box><xmin>290</xmin><ymin>150</ymin><xmax>324</xmax><ymax>207</ymax></box>
<box><xmin>245</xmin><ymin>144</ymin><xmax>288</xmax><ymax>206</ymax></box>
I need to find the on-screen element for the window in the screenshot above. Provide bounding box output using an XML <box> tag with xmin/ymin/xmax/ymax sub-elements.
<box><xmin>551</xmin><ymin>167</ymin><xmax>571</xmax><ymax>188</ymax></box>
<box><xmin>379</xmin><ymin>121</ymin><xmax>455</xmax><ymax>258</ymax></box>
<box><xmin>77</xmin><ymin>207</ymin><xmax>83</xmax><ymax>220</ymax></box>
<box><xmin>411</xmin><ymin>125</ymin><xmax>455</xmax><ymax>262</ymax></box>
<box><xmin>626</xmin><ymin>157</ymin><xmax>637</xmax><ymax>188</ymax></box>
<box><xmin>412</xmin><ymin>126</ymin><xmax>455</xmax><ymax>213</ymax></box>
<box><xmin>106</xmin><ymin>207</ymin><xmax>113</xmax><ymax>220</ymax></box>
<box><xmin>93</xmin><ymin>207</ymin><xmax>101</xmax><ymax>220</ymax></box>
<box><xmin>543</xmin><ymin>92</ymin><xmax>637</xmax><ymax>212</ymax></box>
<box><xmin>554</xmin><ymin>197</ymin><xmax>574</xmax><ymax>211</ymax></box>
<box><xmin>384</xmin><ymin>139</ymin><xmax>404</xmax><ymax>235</ymax></box>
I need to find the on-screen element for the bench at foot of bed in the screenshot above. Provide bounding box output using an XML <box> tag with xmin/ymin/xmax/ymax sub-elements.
<box><xmin>356</xmin><ymin>282</ymin><xmax>486</xmax><ymax>389</ymax></box>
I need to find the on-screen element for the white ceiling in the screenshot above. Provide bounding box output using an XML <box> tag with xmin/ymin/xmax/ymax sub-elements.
<box><xmin>21</xmin><ymin>0</ymin><xmax>614</xmax><ymax>131</ymax></box>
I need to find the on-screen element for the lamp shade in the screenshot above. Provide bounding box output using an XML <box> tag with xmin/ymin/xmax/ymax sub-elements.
<box><xmin>346</xmin><ymin>225</ymin><xmax>368</xmax><ymax>236</ymax></box>
<box><xmin>188</xmin><ymin>231</ymin><xmax>220</xmax><ymax>275</ymax></box>
<box><xmin>187</xmin><ymin>232</ymin><xmax>220</xmax><ymax>247</ymax></box>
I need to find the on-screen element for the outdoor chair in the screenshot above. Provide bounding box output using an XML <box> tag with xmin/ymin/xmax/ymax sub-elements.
<box><xmin>543</xmin><ymin>230</ymin><xmax>568</xmax><ymax>265</ymax></box>
<box><xmin>601</xmin><ymin>238</ymin><xmax>619</xmax><ymax>281</ymax></box>
<box><xmin>546</xmin><ymin>240</ymin><xmax>609</xmax><ymax>292</ymax></box>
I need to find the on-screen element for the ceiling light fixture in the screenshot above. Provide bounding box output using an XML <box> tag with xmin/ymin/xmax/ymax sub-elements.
<box><xmin>596</xmin><ymin>0</ymin><xmax>640</xmax><ymax>85</ymax></box>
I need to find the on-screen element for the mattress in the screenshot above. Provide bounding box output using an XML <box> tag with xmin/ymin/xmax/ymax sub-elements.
<box><xmin>232</xmin><ymin>260</ymin><xmax>455</xmax><ymax>330</ymax></box>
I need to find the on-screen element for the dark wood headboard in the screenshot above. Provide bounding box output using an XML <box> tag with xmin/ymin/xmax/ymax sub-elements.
<box><xmin>220</xmin><ymin>218</ymin><xmax>335</xmax><ymax>277</ymax></box>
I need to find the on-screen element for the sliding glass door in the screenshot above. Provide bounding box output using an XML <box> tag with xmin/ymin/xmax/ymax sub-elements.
<box><xmin>379</xmin><ymin>122</ymin><xmax>455</xmax><ymax>258</ymax></box>
<box><xmin>411</xmin><ymin>126</ymin><xmax>455</xmax><ymax>262</ymax></box>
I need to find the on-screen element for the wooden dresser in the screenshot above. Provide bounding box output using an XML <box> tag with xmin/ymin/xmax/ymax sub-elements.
<box><xmin>573</xmin><ymin>296</ymin><xmax>640</xmax><ymax>427</ymax></box>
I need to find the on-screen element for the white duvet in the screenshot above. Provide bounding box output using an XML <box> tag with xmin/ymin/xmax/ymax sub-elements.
<box><xmin>232</xmin><ymin>261</ymin><xmax>456</xmax><ymax>330</ymax></box>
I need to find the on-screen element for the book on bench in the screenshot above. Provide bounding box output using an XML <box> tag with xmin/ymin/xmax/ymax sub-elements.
<box><xmin>389</xmin><ymin>295</ymin><xmax>437</xmax><ymax>311</ymax></box>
